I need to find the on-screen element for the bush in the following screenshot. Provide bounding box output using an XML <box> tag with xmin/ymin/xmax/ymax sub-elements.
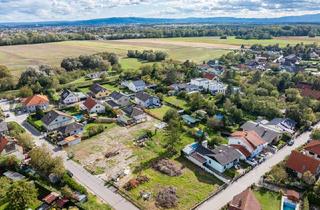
<box><xmin>84</xmin><ymin>124</ymin><xmax>105</xmax><ymax>138</ymax></box>
<box><xmin>62</xmin><ymin>173</ymin><xmax>87</xmax><ymax>195</ymax></box>
<box><xmin>156</xmin><ymin>186</ymin><xmax>178</xmax><ymax>208</ymax></box>
<box><xmin>123</xmin><ymin>175</ymin><xmax>149</xmax><ymax>191</ymax></box>
<box><xmin>311</xmin><ymin>128</ymin><xmax>320</xmax><ymax>140</ymax></box>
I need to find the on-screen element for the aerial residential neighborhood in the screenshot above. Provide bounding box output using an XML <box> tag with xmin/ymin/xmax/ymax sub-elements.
<box><xmin>1</xmin><ymin>2</ymin><xmax>320</xmax><ymax>210</ymax></box>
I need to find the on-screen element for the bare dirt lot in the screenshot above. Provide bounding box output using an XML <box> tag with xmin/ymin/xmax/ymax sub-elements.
<box><xmin>66</xmin><ymin>116</ymin><xmax>159</xmax><ymax>182</ymax></box>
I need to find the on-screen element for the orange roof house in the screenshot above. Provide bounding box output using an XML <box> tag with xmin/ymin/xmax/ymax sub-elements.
<box><xmin>286</xmin><ymin>150</ymin><xmax>320</xmax><ymax>177</ymax></box>
<box><xmin>229</xmin><ymin>188</ymin><xmax>261</xmax><ymax>210</ymax></box>
<box><xmin>304</xmin><ymin>140</ymin><xmax>320</xmax><ymax>157</ymax></box>
<box><xmin>22</xmin><ymin>94</ymin><xmax>49</xmax><ymax>112</ymax></box>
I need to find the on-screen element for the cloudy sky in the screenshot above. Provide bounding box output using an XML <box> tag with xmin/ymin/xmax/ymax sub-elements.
<box><xmin>0</xmin><ymin>0</ymin><xmax>320</xmax><ymax>22</ymax></box>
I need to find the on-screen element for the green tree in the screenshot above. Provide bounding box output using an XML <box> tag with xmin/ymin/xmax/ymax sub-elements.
<box><xmin>19</xmin><ymin>86</ymin><xmax>33</xmax><ymax>97</ymax></box>
<box><xmin>165</xmin><ymin>119</ymin><xmax>182</xmax><ymax>153</ymax></box>
<box><xmin>163</xmin><ymin>109</ymin><xmax>180</xmax><ymax>123</ymax></box>
<box><xmin>7</xmin><ymin>180</ymin><xmax>38</xmax><ymax>210</ymax></box>
<box><xmin>302</xmin><ymin>171</ymin><xmax>316</xmax><ymax>185</ymax></box>
<box><xmin>0</xmin><ymin>177</ymin><xmax>11</xmax><ymax>199</ymax></box>
<box><xmin>208</xmin><ymin>135</ymin><xmax>226</xmax><ymax>148</ymax></box>
<box><xmin>311</xmin><ymin>129</ymin><xmax>320</xmax><ymax>140</ymax></box>
<box><xmin>61</xmin><ymin>185</ymin><xmax>73</xmax><ymax>198</ymax></box>
<box><xmin>16</xmin><ymin>133</ymin><xmax>34</xmax><ymax>151</ymax></box>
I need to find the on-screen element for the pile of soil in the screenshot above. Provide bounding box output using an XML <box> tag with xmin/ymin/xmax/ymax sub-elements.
<box><xmin>156</xmin><ymin>186</ymin><xmax>178</xmax><ymax>208</ymax></box>
<box><xmin>152</xmin><ymin>159</ymin><xmax>182</xmax><ymax>176</ymax></box>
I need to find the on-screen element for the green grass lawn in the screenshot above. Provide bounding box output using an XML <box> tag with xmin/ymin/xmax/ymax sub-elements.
<box><xmin>164</xmin><ymin>96</ymin><xmax>188</xmax><ymax>109</ymax></box>
<box><xmin>253</xmin><ymin>188</ymin><xmax>281</xmax><ymax>210</ymax></box>
<box><xmin>101</xmin><ymin>83</ymin><xmax>120</xmax><ymax>92</ymax></box>
<box><xmin>126</xmin><ymin>131</ymin><xmax>223</xmax><ymax>210</ymax></box>
<box><xmin>148</xmin><ymin>105</ymin><xmax>173</xmax><ymax>120</ymax></box>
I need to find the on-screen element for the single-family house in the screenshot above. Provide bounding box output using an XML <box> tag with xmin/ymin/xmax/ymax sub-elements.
<box><xmin>117</xmin><ymin>105</ymin><xmax>147</xmax><ymax>125</ymax></box>
<box><xmin>109</xmin><ymin>91</ymin><xmax>130</xmax><ymax>107</ymax></box>
<box><xmin>42</xmin><ymin>110</ymin><xmax>74</xmax><ymax>131</ymax></box>
<box><xmin>208</xmin><ymin>80</ymin><xmax>227</xmax><ymax>95</ymax></box>
<box><xmin>190</xmin><ymin>78</ymin><xmax>210</xmax><ymax>90</ymax></box>
<box><xmin>135</xmin><ymin>92</ymin><xmax>160</xmax><ymax>108</ymax></box>
<box><xmin>58</xmin><ymin>134</ymin><xmax>82</xmax><ymax>147</ymax></box>
<box><xmin>86</xmin><ymin>71</ymin><xmax>106</xmax><ymax>79</ymax></box>
<box><xmin>286</xmin><ymin>150</ymin><xmax>320</xmax><ymax>178</ymax></box>
<box><xmin>228</xmin><ymin>188</ymin><xmax>261</xmax><ymax>210</ymax></box>
<box><xmin>82</xmin><ymin>97</ymin><xmax>105</xmax><ymax>114</ymax></box>
<box><xmin>89</xmin><ymin>83</ymin><xmax>109</xmax><ymax>99</ymax></box>
<box><xmin>303</xmin><ymin>140</ymin><xmax>320</xmax><ymax>160</ymax></box>
<box><xmin>182</xmin><ymin>114</ymin><xmax>200</xmax><ymax>126</ymax></box>
<box><xmin>122</xmin><ymin>80</ymin><xmax>146</xmax><ymax>92</ymax></box>
<box><xmin>22</xmin><ymin>94</ymin><xmax>49</xmax><ymax>112</ymax></box>
<box><xmin>265</xmin><ymin>118</ymin><xmax>296</xmax><ymax>134</ymax></box>
<box><xmin>58</xmin><ymin>122</ymin><xmax>83</xmax><ymax>137</ymax></box>
<box><xmin>240</xmin><ymin>120</ymin><xmax>282</xmax><ymax>144</ymax></box>
<box><xmin>60</xmin><ymin>89</ymin><xmax>79</xmax><ymax>105</ymax></box>
<box><xmin>182</xmin><ymin>142</ymin><xmax>241</xmax><ymax>173</ymax></box>
<box><xmin>0</xmin><ymin>136</ymin><xmax>24</xmax><ymax>159</ymax></box>
<box><xmin>228</xmin><ymin>131</ymin><xmax>267</xmax><ymax>159</ymax></box>
<box><xmin>0</xmin><ymin>120</ymin><xmax>8</xmax><ymax>135</ymax></box>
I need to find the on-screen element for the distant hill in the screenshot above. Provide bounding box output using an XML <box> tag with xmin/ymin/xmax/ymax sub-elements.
<box><xmin>1</xmin><ymin>13</ymin><xmax>320</xmax><ymax>27</ymax></box>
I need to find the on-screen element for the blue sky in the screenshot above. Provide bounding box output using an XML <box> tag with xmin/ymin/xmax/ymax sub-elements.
<box><xmin>0</xmin><ymin>0</ymin><xmax>320</xmax><ymax>22</ymax></box>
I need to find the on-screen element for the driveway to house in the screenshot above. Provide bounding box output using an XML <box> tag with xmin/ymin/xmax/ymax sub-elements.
<box><xmin>0</xmin><ymin>100</ymin><xmax>139</xmax><ymax>210</ymax></box>
<box><xmin>196</xmin><ymin>122</ymin><xmax>320</xmax><ymax>210</ymax></box>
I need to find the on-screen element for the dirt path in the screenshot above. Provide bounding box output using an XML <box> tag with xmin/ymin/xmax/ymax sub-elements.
<box><xmin>112</xmin><ymin>39</ymin><xmax>239</xmax><ymax>50</ymax></box>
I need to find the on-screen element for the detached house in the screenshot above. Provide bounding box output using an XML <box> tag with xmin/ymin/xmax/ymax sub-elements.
<box><xmin>0</xmin><ymin>136</ymin><xmax>24</xmax><ymax>160</ymax></box>
<box><xmin>58</xmin><ymin>122</ymin><xmax>84</xmax><ymax>137</ymax></box>
<box><xmin>60</xmin><ymin>89</ymin><xmax>79</xmax><ymax>105</ymax></box>
<box><xmin>122</xmin><ymin>80</ymin><xmax>146</xmax><ymax>92</ymax></box>
<box><xmin>304</xmin><ymin>140</ymin><xmax>320</xmax><ymax>160</ymax></box>
<box><xmin>183</xmin><ymin>142</ymin><xmax>241</xmax><ymax>173</ymax></box>
<box><xmin>42</xmin><ymin>110</ymin><xmax>74</xmax><ymax>131</ymax></box>
<box><xmin>229</xmin><ymin>188</ymin><xmax>261</xmax><ymax>210</ymax></box>
<box><xmin>89</xmin><ymin>83</ymin><xmax>109</xmax><ymax>99</ymax></box>
<box><xmin>22</xmin><ymin>94</ymin><xmax>49</xmax><ymax>112</ymax></box>
<box><xmin>109</xmin><ymin>91</ymin><xmax>130</xmax><ymax>107</ymax></box>
<box><xmin>117</xmin><ymin>105</ymin><xmax>146</xmax><ymax>125</ymax></box>
<box><xmin>82</xmin><ymin>97</ymin><xmax>105</xmax><ymax>114</ymax></box>
<box><xmin>135</xmin><ymin>92</ymin><xmax>160</xmax><ymax>108</ymax></box>
<box><xmin>286</xmin><ymin>150</ymin><xmax>320</xmax><ymax>178</ymax></box>
<box><xmin>228</xmin><ymin>131</ymin><xmax>266</xmax><ymax>159</ymax></box>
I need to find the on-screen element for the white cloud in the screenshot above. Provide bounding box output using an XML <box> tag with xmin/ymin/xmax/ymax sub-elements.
<box><xmin>0</xmin><ymin>0</ymin><xmax>319</xmax><ymax>22</ymax></box>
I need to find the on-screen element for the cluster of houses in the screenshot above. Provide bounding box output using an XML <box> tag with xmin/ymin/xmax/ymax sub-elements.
<box><xmin>17</xmin><ymin>79</ymin><xmax>163</xmax><ymax>146</ymax></box>
<box><xmin>183</xmin><ymin>117</ymin><xmax>296</xmax><ymax>176</ymax></box>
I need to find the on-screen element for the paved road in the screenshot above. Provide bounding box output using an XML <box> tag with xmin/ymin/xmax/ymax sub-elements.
<box><xmin>0</xmin><ymin>100</ymin><xmax>139</xmax><ymax>210</ymax></box>
<box><xmin>196</xmin><ymin>123</ymin><xmax>319</xmax><ymax>210</ymax></box>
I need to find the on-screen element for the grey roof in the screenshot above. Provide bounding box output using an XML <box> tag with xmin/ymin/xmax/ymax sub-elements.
<box><xmin>58</xmin><ymin>122</ymin><xmax>83</xmax><ymax>135</ymax></box>
<box><xmin>109</xmin><ymin>91</ymin><xmax>127</xmax><ymax>101</ymax></box>
<box><xmin>267</xmin><ymin>118</ymin><xmax>297</xmax><ymax>129</ymax></box>
<box><xmin>195</xmin><ymin>144</ymin><xmax>241</xmax><ymax>166</ymax></box>
<box><xmin>132</xmin><ymin>80</ymin><xmax>146</xmax><ymax>87</ymax></box>
<box><xmin>90</xmin><ymin>83</ymin><xmax>107</xmax><ymax>94</ymax></box>
<box><xmin>122</xmin><ymin>105</ymin><xmax>144</xmax><ymax>117</ymax></box>
<box><xmin>0</xmin><ymin>120</ymin><xmax>8</xmax><ymax>133</ymax></box>
<box><xmin>60</xmin><ymin>89</ymin><xmax>74</xmax><ymax>101</ymax></box>
<box><xmin>135</xmin><ymin>92</ymin><xmax>154</xmax><ymax>102</ymax></box>
<box><xmin>241</xmin><ymin>121</ymin><xmax>281</xmax><ymax>144</ymax></box>
<box><xmin>106</xmin><ymin>99</ymin><xmax>119</xmax><ymax>108</ymax></box>
<box><xmin>42</xmin><ymin>110</ymin><xmax>72</xmax><ymax>126</ymax></box>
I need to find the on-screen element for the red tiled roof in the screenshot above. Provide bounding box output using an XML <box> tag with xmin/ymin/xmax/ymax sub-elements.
<box><xmin>229</xmin><ymin>188</ymin><xmax>261</xmax><ymax>210</ymax></box>
<box><xmin>56</xmin><ymin>198</ymin><xmax>69</xmax><ymax>208</ymax></box>
<box><xmin>42</xmin><ymin>192</ymin><xmax>59</xmax><ymax>204</ymax></box>
<box><xmin>304</xmin><ymin>140</ymin><xmax>320</xmax><ymax>156</ymax></box>
<box><xmin>230</xmin><ymin>144</ymin><xmax>251</xmax><ymax>158</ymax></box>
<box><xmin>231</xmin><ymin>131</ymin><xmax>265</xmax><ymax>150</ymax></box>
<box><xmin>0</xmin><ymin>136</ymin><xmax>8</xmax><ymax>153</ymax></box>
<box><xmin>286</xmin><ymin>150</ymin><xmax>320</xmax><ymax>175</ymax></box>
<box><xmin>83</xmin><ymin>97</ymin><xmax>97</xmax><ymax>111</ymax></box>
<box><xmin>22</xmin><ymin>94</ymin><xmax>49</xmax><ymax>106</ymax></box>
<box><xmin>286</xmin><ymin>190</ymin><xmax>299</xmax><ymax>202</ymax></box>
<box><xmin>203</xmin><ymin>72</ymin><xmax>216</xmax><ymax>80</ymax></box>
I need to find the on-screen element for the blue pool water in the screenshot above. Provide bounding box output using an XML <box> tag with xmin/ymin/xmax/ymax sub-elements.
<box><xmin>73</xmin><ymin>114</ymin><xmax>83</xmax><ymax>121</ymax></box>
<box><xmin>283</xmin><ymin>201</ymin><xmax>296</xmax><ymax>210</ymax></box>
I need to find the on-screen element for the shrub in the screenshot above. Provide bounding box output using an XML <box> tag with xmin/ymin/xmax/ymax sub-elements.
<box><xmin>62</xmin><ymin>173</ymin><xmax>87</xmax><ymax>195</ymax></box>
<box><xmin>7</xmin><ymin>121</ymin><xmax>26</xmax><ymax>138</ymax></box>
<box><xmin>123</xmin><ymin>175</ymin><xmax>149</xmax><ymax>191</ymax></box>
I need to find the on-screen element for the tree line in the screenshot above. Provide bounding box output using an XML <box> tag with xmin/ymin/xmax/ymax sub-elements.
<box><xmin>127</xmin><ymin>50</ymin><xmax>167</xmax><ymax>62</ymax></box>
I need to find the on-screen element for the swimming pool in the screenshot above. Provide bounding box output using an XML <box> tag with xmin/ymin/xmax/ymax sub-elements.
<box><xmin>73</xmin><ymin>114</ymin><xmax>84</xmax><ymax>121</ymax></box>
<box><xmin>283</xmin><ymin>199</ymin><xmax>297</xmax><ymax>210</ymax></box>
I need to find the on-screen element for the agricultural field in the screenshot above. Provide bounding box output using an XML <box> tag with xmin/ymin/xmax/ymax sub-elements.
<box><xmin>0</xmin><ymin>39</ymin><xmax>230</xmax><ymax>77</ymax></box>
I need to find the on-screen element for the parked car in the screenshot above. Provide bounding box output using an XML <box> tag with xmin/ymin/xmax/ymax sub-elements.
<box><xmin>66</xmin><ymin>170</ymin><xmax>73</xmax><ymax>177</ymax></box>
